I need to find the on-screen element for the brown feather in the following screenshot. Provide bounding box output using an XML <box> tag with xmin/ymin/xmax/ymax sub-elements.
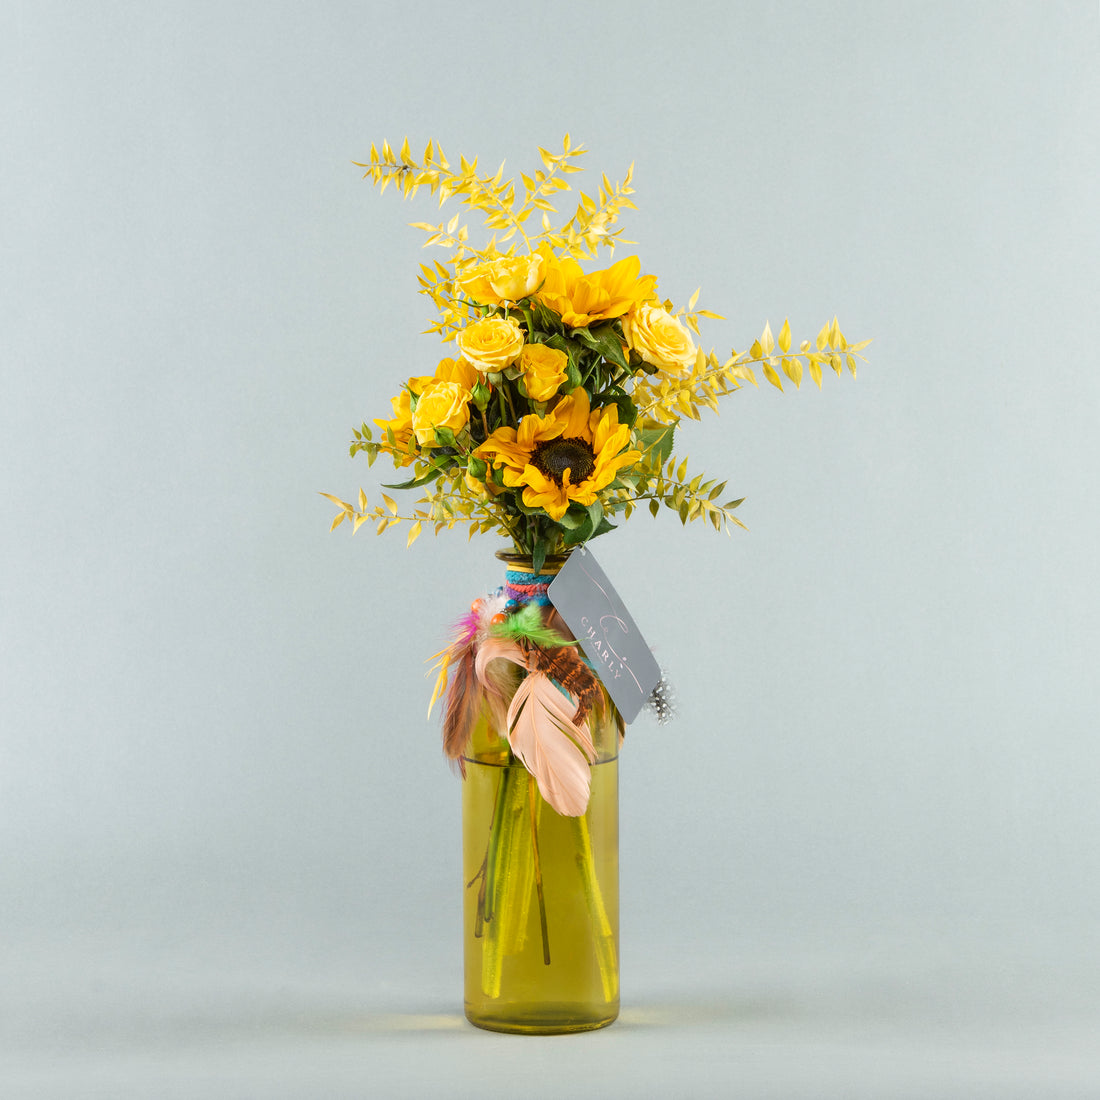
<box><xmin>525</xmin><ymin>641</ymin><xmax>604</xmax><ymax>726</ymax></box>
<box><xmin>442</xmin><ymin>647</ymin><xmax>482</xmax><ymax>776</ymax></box>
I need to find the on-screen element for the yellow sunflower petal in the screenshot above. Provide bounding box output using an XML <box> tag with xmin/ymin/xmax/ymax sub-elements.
<box><xmin>476</xmin><ymin>426</ymin><xmax>527</xmax><ymax>472</ymax></box>
<box><xmin>519</xmin><ymin>466</ymin><xmax>571</xmax><ymax>520</ymax></box>
<box><xmin>551</xmin><ymin>388</ymin><xmax>592</xmax><ymax>439</ymax></box>
<box><xmin>516</xmin><ymin>407</ymin><xmax>565</xmax><ymax>450</ymax></box>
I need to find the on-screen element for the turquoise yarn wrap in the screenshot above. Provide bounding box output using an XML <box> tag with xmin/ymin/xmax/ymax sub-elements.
<box><xmin>503</xmin><ymin>569</ymin><xmax>556</xmax><ymax>606</ymax></box>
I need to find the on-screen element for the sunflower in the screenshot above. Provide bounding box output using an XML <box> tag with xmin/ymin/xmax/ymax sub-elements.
<box><xmin>476</xmin><ymin>389</ymin><xmax>640</xmax><ymax>521</ymax></box>
<box><xmin>534</xmin><ymin>251</ymin><xmax>658</xmax><ymax>329</ymax></box>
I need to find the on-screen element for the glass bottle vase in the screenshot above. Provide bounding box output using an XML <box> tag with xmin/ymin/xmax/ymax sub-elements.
<box><xmin>461</xmin><ymin>556</ymin><xmax>620</xmax><ymax>1034</ymax></box>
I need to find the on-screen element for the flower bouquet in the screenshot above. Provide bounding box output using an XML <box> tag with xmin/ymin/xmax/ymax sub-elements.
<box><xmin>325</xmin><ymin>135</ymin><xmax>868</xmax><ymax>1032</ymax></box>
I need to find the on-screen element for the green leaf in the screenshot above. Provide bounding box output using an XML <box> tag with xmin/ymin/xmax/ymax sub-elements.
<box><xmin>532</xmin><ymin>540</ymin><xmax>548</xmax><ymax>575</ymax></box>
<box><xmin>638</xmin><ymin>424</ymin><xmax>676</xmax><ymax>465</ymax></box>
<box><xmin>562</xmin><ymin>520</ymin><xmax>591</xmax><ymax>547</ymax></box>
<box><xmin>511</xmin><ymin>495</ymin><xmax>542</xmax><ymax>515</ymax></box>
<box><xmin>558</xmin><ymin>504</ymin><xmax>587</xmax><ymax>530</ymax></box>
<box><xmin>584</xmin><ymin>321</ymin><xmax>628</xmax><ymax>370</ymax></box>
<box><xmin>531</xmin><ymin>299</ymin><xmax>566</xmax><ymax>336</ymax></box>
<box><xmin>590</xmin><ymin>515</ymin><xmax>617</xmax><ymax>540</ymax></box>
<box><xmin>381</xmin><ymin>459</ymin><xmax>450</xmax><ymax>490</ymax></box>
<box><xmin>544</xmin><ymin>332</ymin><xmax>577</xmax><ymax>356</ymax></box>
<box><xmin>561</xmin><ymin>505</ymin><xmax>597</xmax><ymax>546</ymax></box>
<box><xmin>605</xmin><ymin>390</ymin><xmax>636</xmax><ymax>427</ymax></box>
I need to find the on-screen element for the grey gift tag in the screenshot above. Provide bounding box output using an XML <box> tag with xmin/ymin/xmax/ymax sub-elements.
<box><xmin>547</xmin><ymin>546</ymin><xmax>661</xmax><ymax>725</ymax></box>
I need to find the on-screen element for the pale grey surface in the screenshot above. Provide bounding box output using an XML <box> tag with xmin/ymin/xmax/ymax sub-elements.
<box><xmin>2</xmin><ymin>1</ymin><xmax>1099</xmax><ymax>1096</ymax></box>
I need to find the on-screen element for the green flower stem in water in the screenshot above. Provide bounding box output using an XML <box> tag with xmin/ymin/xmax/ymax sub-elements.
<box><xmin>501</xmin><ymin>776</ymin><xmax>540</xmax><ymax>957</ymax></box>
<box><xmin>477</xmin><ymin>763</ymin><xmax>616</xmax><ymax>1003</ymax></box>
<box><xmin>463</xmin><ymin>677</ymin><xmax>619</xmax><ymax>1033</ymax></box>
<box><xmin>480</xmin><ymin>764</ymin><xmax>532</xmax><ymax>997</ymax></box>
<box><xmin>571</xmin><ymin>813</ymin><xmax>618</xmax><ymax>1003</ymax></box>
<box><xmin>528</xmin><ymin>775</ymin><xmax>551</xmax><ymax>966</ymax></box>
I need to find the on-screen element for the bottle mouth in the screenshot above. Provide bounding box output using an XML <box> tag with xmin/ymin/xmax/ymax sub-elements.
<box><xmin>494</xmin><ymin>549</ymin><xmax>572</xmax><ymax>574</ymax></box>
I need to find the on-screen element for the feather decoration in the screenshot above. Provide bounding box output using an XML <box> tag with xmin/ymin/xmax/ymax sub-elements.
<box><xmin>489</xmin><ymin>603</ymin><xmax>576</xmax><ymax>650</ymax></box>
<box><xmin>507</xmin><ymin>604</ymin><xmax>605</xmax><ymax>725</ymax></box>
<box><xmin>441</xmin><ymin>647</ymin><xmax>482</xmax><ymax>775</ymax></box>
<box><xmin>474</xmin><ymin>635</ymin><xmax>528</xmax><ymax>732</ymax></box>
<box><xmin>452</xmin><ymin>608</ymin><xmax>484</xmax><ymax>648</ymax></box>
<box><xmin>524</xmin><ymin>641</ymin><xmax>604</xmax><ymax>726</ymax></box>
<box><xmin>545</xmin><ymin>607</ymin><xmax>572</xmax><ymax>639</ymax></box>
<box><xmin>426</xmin><ymin>643</ymin><xmax>455</xmax><ymax>720</ymax></box>
<box><xmin>430</xmin><ymin>594</ymin><xmax>508</xmax><ymax>768</ymax></box>
<box><xmin>427</xmin><ymin>606</ymin><xmax>480</xmax><ymax>714</ymax></box>
<box><xmin>507</xmin><ymin>671</ymin><xmax>596</xmax><ymax>817</ymax></box>
<box><xmin>643</xmin><ymin>673</ymin><xmax>676</xmax><ymax>725</ymax></box>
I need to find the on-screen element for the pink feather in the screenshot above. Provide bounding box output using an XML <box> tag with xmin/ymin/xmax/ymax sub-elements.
<box><xmin>506</xmin><ymin>672</ymin><xmax>596</xmax><ymax>817</ymax></box>
<box><xmin>452</xmin><ymin>609</ymin><xmax>482</xmax><ymax>647</ymax></box>
<box><xmin>474</xmin><ymin>635</ymin><xmax>528</xmax><ymax>734</ymax></box>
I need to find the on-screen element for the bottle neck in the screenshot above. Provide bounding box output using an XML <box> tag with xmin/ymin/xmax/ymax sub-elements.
<box><xmin>495</xmin><ymin>551</ymin><xmax>570</xmax><ymax>608</ymax></box>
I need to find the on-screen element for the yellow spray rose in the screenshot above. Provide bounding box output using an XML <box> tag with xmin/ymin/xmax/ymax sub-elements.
<box><xmin>456</xmin><ymin>253</ymin><xmax>545</xmax><ymax>306</ymax></box>
<box><xmin>622</xmin><ymin>302</ymin><xmax>698</xmax><ymax>374</ymax></box>
<box><xmin>432</xmin><ymin>355</ymin><xmax>479</xmax><ymax>389</ymax></box>
<box><xmin>519</xmin><ymin>343</ymin><xmax>569</xmax><ymax>402</ymax></box>
<box><xmin>412</xmin><ymin>381</ymin><xmax>471</xmax><ymax>447</ymax></box>
<box><xmin>464</xmin><ymin>466</ymin><xmax>500</xmax><ymax>499</ymax></box>
<box><xmin>456</xmin><ymin>315</ymin><xmax>525</xmax><ymax>374</ymax></box>
<box><xmin>372</xmin><ymin>388</ymin><xmax>422</xmax><ymax>466</ymax></box>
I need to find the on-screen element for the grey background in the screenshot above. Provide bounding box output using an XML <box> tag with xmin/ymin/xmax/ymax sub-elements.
<box><xmin>3</xmin><ymin>1</ymin><xmax>1098</xmax><ymax>1096</ymax></box>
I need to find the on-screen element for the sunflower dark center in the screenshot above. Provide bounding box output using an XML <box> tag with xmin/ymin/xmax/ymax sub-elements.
<box><xmin>530</xmin><ymin>436</ymin><xmax>596</xmax><ymax>486</ymax></box>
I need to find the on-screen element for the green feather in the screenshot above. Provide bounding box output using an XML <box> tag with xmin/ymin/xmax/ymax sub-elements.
<box><xmin>489</xmin><ymin>603</ymin><xmax>576</xmax><ymax>649</ymax></box>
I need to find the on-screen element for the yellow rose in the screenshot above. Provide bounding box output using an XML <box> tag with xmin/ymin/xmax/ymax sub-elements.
<box><xmin>432</xmin><ymin>356</ymin><xmax>479</xmax><ymax>389</ymax></box>
<box><xmin>464</xmin><ymin>467</ymin><xmax>500</xmax><ymax>499</ymax></box>
<box><xmin>412</xmin><ymin>380</ymin><xmax>471</xmax><ymax>447</ymax></box>
<box><xmin>456</xmin><ymin>254</ymin><xmax>544</xmax><ymax>306</ymax></box>
<box><xmin>373</xmin><ymin>389</ymin><xmax>419</xmax><ymax>466</ymax></box>
<box><xmin>622</xmin><ymin>303</ymin><xmax>697</xmax><ymax>374</ymax></box>
<box><xmin>519</xmin><ymin>343</ymin><xmax>569</xmax><ymax>402</ymax></box>
<box><xmin>456</xmin><ymin>315</ymin><xmax>525</xmax><ymax>374</ymax></box>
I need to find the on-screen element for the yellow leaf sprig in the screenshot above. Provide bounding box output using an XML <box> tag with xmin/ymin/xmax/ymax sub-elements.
<box><xmin>355</xmin><ymin>134</ymin><xmax>638</xmax><ymax>341</ymax></box>
<box><xmin>633</xmin><ymin>317</ymin><xmax>871</xmax><ymax>425</ymax></box>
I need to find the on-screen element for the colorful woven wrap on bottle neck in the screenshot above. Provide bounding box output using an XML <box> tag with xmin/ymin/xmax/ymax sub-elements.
<box><xmin>503</xmin><ymin>568</ymin><xmax>555</xmax><ymax>607</ymax></box>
